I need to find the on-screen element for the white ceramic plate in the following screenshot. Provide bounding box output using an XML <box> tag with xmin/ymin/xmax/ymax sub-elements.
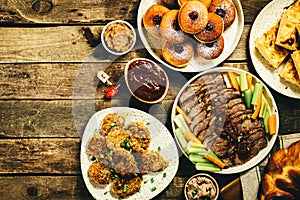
<box><xmin>81</xmin><ymin>107</ymin><xmax>179</xmax><ymax>200</ymax></box>
<box><xmin>171</xmin><ymin>67</ymin><xmax>279</xmax><ymax>174</ymax></box>
<box><xmin>249</xmin><ymin>0</ymin><xmax>300</xmax><ymax>99</ymax></box>
<box><xmin>137</xmin><ymin>0</ymin><xmax>244</xmax><ymax>72</ymax></box>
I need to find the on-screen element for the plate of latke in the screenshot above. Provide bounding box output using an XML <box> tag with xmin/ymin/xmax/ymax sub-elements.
<box><xmin>171</xmin><ymin>67</ymin><xmax>279</xmax><ymax>174</ymax></box>
<box><xmin>249</xmin><ymin>0</ymin><xmax>300</xmax><ymax>99</ymax></box>
<box><xmin>81</xmin><ymin>107</ymin><xmax>179</xmax><ymax>200</ymax></box>
<box><xmin>137</xmin><ymin>0</ymin><xmax>244</xmax><ymax>72</ymax></box>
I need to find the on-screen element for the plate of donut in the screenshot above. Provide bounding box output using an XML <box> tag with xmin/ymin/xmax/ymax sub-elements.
<box><xmin>137</xmin><ymin>0</ymin><xmax>244</xmax><ymax>72</ymax></box>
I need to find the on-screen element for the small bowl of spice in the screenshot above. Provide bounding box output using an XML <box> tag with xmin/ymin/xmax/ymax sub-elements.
<box><xmin>101</xmin><ymin>20</ymin><xmax>136</xmax><ymax>55</ymax></box>
<box><xmin>125</xmin><ymin>58</ymin><xmax>169</xmax><ymax>104</ymax></box>
<box><xmin>184</xmin><ymin>173</ymin><xmax>219</xmax><ymax>200</ymax></box>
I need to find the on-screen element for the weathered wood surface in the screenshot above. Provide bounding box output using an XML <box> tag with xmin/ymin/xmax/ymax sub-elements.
<box><xmin>0</xmin><ymin>25</ymin><xmax>249</xmax><ymax>63</ymax></box>
<box><xmin>0</xmin><ymin>0</ymin><xmax>270</xmax><ymax>24</ymax></box>
<box><xmin>0</xmin><ymin>176</ymin><xmax>93</xmax><ymax>200</ymax></box>
<box><xmin>0</xmin><ymin>63</ymin><xmax>248</xmax><ymax>100</ymax></box>
<box><xmin>0</xmin><ymin>138</ymin><xmax>80</xmax><ymax>174</ymax></box>
<box><xmin>0</xmin><ymin>0</ymin><xmax>140</xmax><ymax>24</ymax></box>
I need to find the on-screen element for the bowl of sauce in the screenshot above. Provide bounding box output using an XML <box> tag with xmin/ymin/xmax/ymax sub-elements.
<box><xmin>125</xmin><ymin>58</ymin><xmax>169</xmax><ymax>104</ymax></box>
<box><xmin>184</xmin><ymin>173</ymin><xmax>219</xmax><ymax>200</ymax></box>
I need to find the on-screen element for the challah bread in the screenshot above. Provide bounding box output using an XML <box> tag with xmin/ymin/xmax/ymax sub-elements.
<box><xmin>261</xmin><ymin>140</ymin><xmax>300</xmax><ymax>200</ymax></box>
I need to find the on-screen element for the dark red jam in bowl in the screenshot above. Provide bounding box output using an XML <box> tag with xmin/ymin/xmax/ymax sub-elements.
<box><xmin>127</xmin><ymin>59</ymin><xmax>168</xmax><ymax>102</ymax></box>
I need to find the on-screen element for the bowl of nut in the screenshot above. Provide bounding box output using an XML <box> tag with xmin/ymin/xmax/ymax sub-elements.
<box><xmin>101</xmin><ymin>20</ymin><xmax>136</xmax><ymax>55</ymax></box>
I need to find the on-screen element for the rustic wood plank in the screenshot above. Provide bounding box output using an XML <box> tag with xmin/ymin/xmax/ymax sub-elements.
<box><xmin>0</xmin><ymin>25</ymin><xmax>250</xmax><ymax>63</ymax></box>
<box><xmin>0</xmin><ymin>0</ymin><xmax>140</xmax><ymax>24</ymax></box>
<box><xmin>0</xmin><ymin>63</ymin><xmax>248</xmax><ymax>99</ymax></box>
<box><xmin>0</xmin><ymin>0</ymin><xmax>270</xmax><ymax>24</ymax></box>
<box><xmin>0</xmin><ymin>176</ymin><xmax>93</xmax><ymax>199</ymax></box>
<box><xmin>0</xmin><ymin>138</ymin><xmax>80</xmax><ymax>174</ymax></box>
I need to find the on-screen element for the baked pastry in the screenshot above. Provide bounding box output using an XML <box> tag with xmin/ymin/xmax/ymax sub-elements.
<box><xmin>196</xmin><ymin>35</ymin><xmax>224</xmax><ymax>59</ymax></box>
<box><xmin>279</xmin><ymin>58</ymin><xmax>300</xmax><ymax>88</ymax></box>
<box><xmin>178</xmin><ymin>0</ymin><xmax>211</xmax><ymax>8</ymax></box>
<box><xmin>160</xmin><ymin>0</ymin><xmax>179</xmax><ymax>9</ymax></box>
<box><xmin>143</xmin><ymin>4</ymin><xmax>170</xmax><ymax>38</ymax></box>
<box><xmin>194</xmin><ymin>13</ymin><xmax>224</xmax><ymax>43</ymax></box>
<box><xmin>160</xmin><ymin>10</ymin><xmax>187</xmax><ymax>44</ymax></box>
<box><xmin>261</xmin><ymin>140</ymin><xmax>300</xmax><ymax>200</ymax></box>
<box><xmin>297</xmin><ymin>24</ymin><xmax>300</xmax><ymax>37</ymax></box>
<box><xmin>291</xmin><ymin>50</ymin><xmax>300</xmax><ymax>78</ymax></box>
<box><xmin>209</xmin><ymin>0</ymin><xmax>236</xmax><ymax>29</ymax></box>
<box><xmin>255</xmin><ymin>20</ymin><xmax>289</xmax><ymax>69</ymax></box>
<box><xmin>178</xmin><ymin>1</ymin><xmax>209</xmax><ymax>34</ymax></box>
<box><xmin>162</xmin><ymin>41</ymin><xmax>194</xmax><ymax>67</ymax></box>
<box><xmin>275</xmin><ymin>0</ymin><xmax>300</xmax><ymax>51</ymax></box>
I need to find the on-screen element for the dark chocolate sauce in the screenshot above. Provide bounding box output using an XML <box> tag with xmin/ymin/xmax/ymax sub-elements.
<box><xmin>127</xmin><ymin>60</ymin><xmax>167</xmax><ymax>102</ymax></box>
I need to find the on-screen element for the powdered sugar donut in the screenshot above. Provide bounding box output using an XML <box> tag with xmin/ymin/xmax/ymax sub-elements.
<box><xmin>143</xmin><ymin>4</ymin><xmax>170</xmax><ymax>38</ymax></box>
<box><xmin>162</xmin><ymin>41</ymin><xmax>194</xmax><ymax>67</ymax></box>
<box><xmin>194</xmin><ymin>13</ymin><xmax>224</xmax><ymax>43</ymax></box>
<box><xmin>178</xmin><ymin>1</ymin><xmax>209</xmax><ymax>34</ymax></box>
<box><xmin>209</xmin><ymin>0</ymin><xmax>236</xmax><ymax>29</ymax></box>
<box><xmin>196</xmin><ymin>35</ymin><xmax>224</xmax><ymax>59</ymax></box>
<box><xmin>160</xmin><ymin>10</ymin><xmax>187</xmax><ymax>44</ymax></box>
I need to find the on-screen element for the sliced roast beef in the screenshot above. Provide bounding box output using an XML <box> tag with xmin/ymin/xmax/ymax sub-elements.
<box><xmin>177</xmin><ymin>72</ymin><xmax>269</xmax><ymax>168</ymax></box>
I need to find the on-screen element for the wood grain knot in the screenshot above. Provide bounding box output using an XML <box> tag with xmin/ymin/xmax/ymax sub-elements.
<box><xmin>32</xmin><ymin>0</ymin><xmax>53</xmax><ymax>14</ymax></box>
<box><xmin>27</xmin><ymin>186</ymin><xmax>38</xmax><ymax>196</ymax></box>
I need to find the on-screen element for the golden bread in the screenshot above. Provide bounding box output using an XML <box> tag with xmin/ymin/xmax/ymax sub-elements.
<box><xmin>291</xmin><ymin>50</ymin><xmax>300</xmax><ymax>78</ymax></box>
<box><xmin>279</xmin><ymin>58</ymin><xmax>300</xmax><ymax>88</ymax></box>
<box><xmin>255</xmin><ymin>20</ymin><xmax>289</xmax><ymax>68</ymax></box>
<box><xmin>297</xmin><ymin>24</ymin><xmax>300</xmax><ymax>36</ymax></box>
<box><xmin>260</xmin><ymin>140</ymin><xmax>300</xmax><ymax>200</ymax></box>
<box><xmin>275</xmin><ymin>0</ymin><xmax>300</xmax><ymax>50</ymax></box>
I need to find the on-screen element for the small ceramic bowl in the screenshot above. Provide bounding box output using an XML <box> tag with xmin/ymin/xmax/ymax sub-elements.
<box><xmin>124</xmin><ymin>58</ymin><xmax>169</xmax><ymax>104</ymax></box>
<box><xmin>101</xmin><ymin>20</ymin><xmax>136</xmax><ymax>55</ymax></box>
<box><xmin>184</xmin><ymin>173</ymin><xmax>219</xmax><ymax>200</ymax></box>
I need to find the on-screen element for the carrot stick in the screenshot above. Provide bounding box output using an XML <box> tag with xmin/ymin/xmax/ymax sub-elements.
<box><xmin>228</xmin><ymin>72</ymin><xmax>240</xmax><ymax>91</ymax></box>
<box><xmin>268</xmin><ymin>114</ymin><xmax>277</xmax><ymax>135</ymax></box>
<box><xmin>251</xmin><ymin>91</ymin><xmax>262</xmax><ymax>120</ymax></box>
<box><xmin>204</xmin><ymin>153</ymin><xmax>225</xmax><ymax>169</ymax></box>
<box><xmin>247</xmin><ymin>74</ymin><xmax>252</xmax><ymax>89</ymax></box>
<box><xmin>183</xmin><ymin>131</ymin><xmax>202</xmax><ymax>144</ymax></box>
<box><xmin>176</xmin><ymin>106</ymin><xmax>192</xmax><ymax>124</ymax></box>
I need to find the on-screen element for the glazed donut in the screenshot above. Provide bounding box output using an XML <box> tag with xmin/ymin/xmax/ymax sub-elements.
<box><xmin>160</xmin><ymin>10</ymin><xmax>187</xmax><ymax>44</ymax></box>
<box><xmin>196</xmin><ymin>35</ymin><xmax>224</xmax><ymax>59</ymax></box>
<box><xmin>178</xmin><ymin>1</ymin><xmax>209</xmax><ymax>34</ymax></box>
<box><xmin>194</xmin><ymin>13</ymin><xmax>224</xmax><ymax>43</ymax></box>
<box><xmin>209</xmin><ymin>0</ymin><xmax>236</xmax><ymax>29</ymax></box>
<box><xmin>143</xmin><ymin>4</ymin><xmax>170</xmax><ymax>38</ymax></box>
<box><xmin>178</xmin><ymin>0</ymin><xmax>211</xmax><ymax>8</ymax></box>
<box><xmin>162</xmin><ymin>41</ymin><xmax>194</xmax><ymax>67</ymax></box>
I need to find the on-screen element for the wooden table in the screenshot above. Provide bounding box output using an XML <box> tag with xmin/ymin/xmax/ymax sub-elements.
<box><xmin>0</xmin><ymin>0</ymin><xmax>299</xmax><ymax>199</ymax></box>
